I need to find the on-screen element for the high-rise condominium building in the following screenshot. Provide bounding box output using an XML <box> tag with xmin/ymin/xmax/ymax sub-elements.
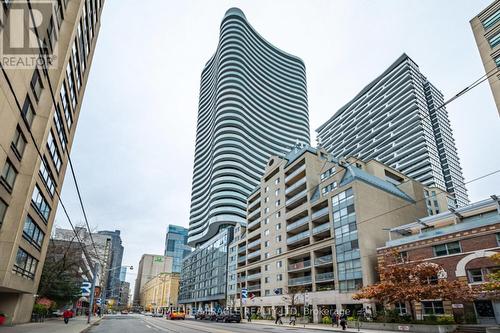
<box><xmin>471</xmin><ymin>0</ymin><xmax>500</xmax><ymax>116</ymax></box>
<box><xmin>187</xmin><ymin>7</ymin><xmax>310</xmax><ymax>247</ymax></box>
<box><xmin>230</xmin><ymin>145</ymin><xmax>438</xmax><ymax>322</ymax></box>
<box><xmin>164</xmin><ymin>225</ymin><xmax>191</xmax><ymax>273</ymax></box>
<box><xmin>0</xmin><ymin>0</ymin><xmax>105</xmax><ymax>323</ymax></box>
<box><xmin>98</xmin><ymin>230</ymin><xmax>124</xmax><ymax>303</ymax></box>
<box><xmin>316</xmin><ymin>54</ymin><xmax>468</xmax><ymax>207</ymax></box>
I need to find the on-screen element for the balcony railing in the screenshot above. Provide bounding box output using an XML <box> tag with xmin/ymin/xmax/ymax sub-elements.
<box><xmin>248</xmin><ymin>208</ymin><xmax>261</xmax><ymax>220</ymax></box>
<box><xmin>286</xmin><ymin>189</ymin><xmax>308</xmax><ymax>207</ymax></box>
<box><xmin>286</xmin><ymin>216</ymin><xmax>309</xmax><ymax>232</ymax></box>
<box><xmin>285</xmin><ymin>164</ymin><xmax>306</xmax><ymax>183</ymax></box>
<box><xmin>288</xmin><ymin>276</ymin><xmax>312</xmax><ymax>286</ymax></box>
<box><xmin>247</xmin><ymin>219</ymin><xmax>260</xmax><ymax>230</ymax></box>
<box><xmin>285</xmin><ymin>177</ymin><xmax>306</xmax><ymax>195</ymax></box>
<box><xmin>314</xmin><ymin>254</ymin><xmax>333</xmax><ymax>266</ymax></box>
<box><xmin>248</xmin><ymin>198</ymin><xmax>260</xmax><ymax>210</ymax></box>
<box><xmin>247</xmin><ymin>239</ymin><xmax>261</xmax><ymax>249</ymax></box>
<box><xmin>246</xmin><ymin>273</ymin><xmax>261</xmax><ymax>281</ymax></box>
<box><xmin>311</xmin><ymin>207</ymin><xmax>329</xmax><ymax>220</ymax></box>
<box><xmin>247</xmin><ymin>250</ymin><xmax>261</xmax><ymax>259</ymax></box>
<box><xmin>316</xmin><ymin>272</ymin><xmax>334</xmax><ymax>282</ymax></box>
<box><xmin>312</xmin><ymin>223</ymin><xmax>331</xmax><ymax>235</ymax></box>
<box><xmin>288</xmin><ymin>260</ymin><xmax>311</xmax><ymax>271</ymax></box>
<box><xmin>287</xmin><ymin>230</ymin><xmax>310</xmax><ymax>245</ymax></box>
<box><xmin>238</xmin><ymin>246</ymin><xmax>246</xmax><ymax>254</ymax></box>
<box><xmin>237</xmin><ymin>255</ymin><xmax>246</xmax><ymax>263</ymax></box>
<box><xmin>247</xmin><ymin>284</ymin><xmax>261</xmax><ymax>291</ymax></box>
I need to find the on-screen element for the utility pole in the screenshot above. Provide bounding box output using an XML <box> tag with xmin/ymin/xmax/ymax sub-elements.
<box><xmin>88</xmin><ymin>262</ymin><xmax>99</xmax><ymax>324</ymax></box>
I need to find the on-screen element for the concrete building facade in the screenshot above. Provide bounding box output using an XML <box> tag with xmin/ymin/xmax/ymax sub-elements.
<box><xmin>0</xmin><ymin>0</ymin><xmax>105</xmax><ymax>323</ymax></box>
<box><xmin>316</xmin><ymin>54</ymin><xmax>468</xmax><ymax>207</ymax></box>
<box><xmin>379</xmin><ymin>196</ymin><xmax>500</xmax><ymax>324</ymax></box>
<box><xmin>187</xmin><ymin>7</ymin><xmax>310</xmax><ymax>247</ymax></box>
<box><xmin>471</xmin><ymin>0</ymin><xmax>500</xmax><ymax>116</ymax></box>
<box><xmin>133</xmin><ymin>254</ymin><xmax>173</xmax><ymax>306</ymax></box>
<box><xmin>140</xmin><ymin>273</ymin><xmax>180</xmax><ymax>313</ymax></box>
<box><xmin>232</xmin><ymin>145</ymin><xmax>437</xmax><ymax>323</ymax></box>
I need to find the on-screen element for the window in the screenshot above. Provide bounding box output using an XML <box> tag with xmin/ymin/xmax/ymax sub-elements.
<box><xmin>0</xmin><ymin>199</ymin><xmax>7</xmax><ymax>226</ymax></box>
<box><xmin>276</xmin><ymin>223</ymin><xmax>281</xmax><ymax>230</ymax></box>
<box><xmin>264</xmin><ymin>218</ymin><xmax>269</xmax><ymax>225</ymax></box>
<box><xmin>320</xmin><ymin>167</ymin><xmax>336</xmax><ymax>181</ymax></box>
<box><xmin>1</xmin><ymin>159</ymin><xmax>18</xmax><ymax>190</ymax></box>
<box><xmin>276</xmin><ymin>248</ymin><xmax>282</xmax><ymax>255</ymax></box>
<box><xmin>264</xmin><ymin>207</ymin><xmax>269</xmax><ymax>214</ymax></box>
<box><xmin>277</xmin><ymin>274</ymin><xmax>283</xmax><ymax>281</ymax></box>
<box><xmin>39</xmin><ymin>160</ymin><xmax>55</xmax><ymax>196</ymax></box>
<box><xmin>395</xmin><ymin>302</ymin><xmax>407</xmax><ymax>315</ymax></box>
<box><xmin>265</xmin><ymin>186</ymin><xmax>269</xmax><ymax>193</ymax></box>
<box><xmin>54</xmin><ymin>106</ymin><xmax>67</xmax><ymax>151</ymax></box>
<box><xmin>264</xmin><ymin>229</ymin><xmax>269</xmax><ymax>236</ymax></box>
<box><xmin>276</xmin><ymin>261</ymin><xmax>282</xmax><ymax>268</ymax></box>
<box><xmin>12</xmin><ymin>127</ymin><xmax>27</xmax><ymax>159</ymax></box>
<box><xmin>30</xmin><ymin>69</ymin><xmax>43</xmax><ymax>102</ymax></box>
<box><xmin>264</xmin><ymin>252</ymin><xmax>270</xmax><ymax>259</ymax></box>
<box><xmin>264</xmin><ymin>277</ymin><xmax>269</xmax><ymax>283</ymax></box>
<box><xmin>264</xmin><ymin>197</ymin><xmax>269</xmax><ymax>203</ymax></box>
<box><xmin>275</xmin><ymin>178</ymin><xmax>280</xmax><ymax>185</ymax></box>
<box><xmin>60</xmin><ymin>81</ymin><xmax>72</xmax><ymax>128</ymax></box>
<box><xmin>275</xmin><ymin>200</ymin><xmax>280</xmax><ymax>207</ymax></box>
<box><xmin>55</xmin><ymin>0</ymin><xmax>64</xmax><ymax>27</ymax></box>
<box><xmin>31</xmin><ymin>186</ymin><xmax>51</xmax><ymax>222</ymax></box>
<box><xmin>47</xmin><ymin>132</ymin><xmax>62</xmax><ymax>172</ymax></box>
<box><xmin>264</xmin><ymin>241</ymin><xmax>270</xmax><ymax>248</ymax></box>
<box><xmin>468</xmin><ymin>269</ymin><xmax>484</xmax><ymax>283</ymax></box>
<box><xmin>489</xmin><ymin>31</ymin><xmax>500</xmax><ymax>48</ymax></box>
<box><xmin>483</xmin><ymin>9</ymin><xmax>500</xmax><ymax>29</ymax></box>
<box><xmin>433</xmin><ymin>241</ymin><xmax>461</xmax><ymax>257</ymax></box>
<box><xmin>13</xmin><ymin>247</ymin><xmax>38</xmax><ymax>280</ymax></box>
<box><xmin>66</xmin><ymin>62</ymin><xmax>77</xmax><ymax>108</ymax></box>
<box><xmin>264</xmin><ymin>264</ymin><xmax>269</xmax><ymax>271</ymax></box>
<box><xmin>22</xmin><ymin>96</ymin><xmax>35</xmax><ymax>128</ymax></box>
<box><xmin>275</xmin><ymin>189</ymin><xmax>280</xmax><ymax>196</ymax></box>
<box><xmin>496</xmin><ymin>233</ymin><xmax>500</xmax><ymax>247</ymax></box>
<box><xmin>422</xmin><ymin>301</ymin><xmax>444</xmax><ymax>315</ymax></box>
<box><xmin>276</xmin><ymin>235</ymin><xmax>282</xmax><ymax>242</ymax></box>
<box><xmin>22</xmin><ymin>216</ymin><xmax>45</xmax><ymax>251</ymax></box>
<box><xmin>265</xmin><ymin>290</ymin><xmax>270</xmax><ymax>296</ymax></box>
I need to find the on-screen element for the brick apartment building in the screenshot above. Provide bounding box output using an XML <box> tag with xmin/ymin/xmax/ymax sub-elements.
<box><xmin>378</xmin><ymin>196</ymin><xmax>500</xmax><ymax>324</ymax></box>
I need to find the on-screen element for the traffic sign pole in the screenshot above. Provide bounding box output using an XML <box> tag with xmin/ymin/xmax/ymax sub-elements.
<box><xmin>87</xmin><ymin>263</ymin><xmax>99</xmax><ymax>324</ymax></box>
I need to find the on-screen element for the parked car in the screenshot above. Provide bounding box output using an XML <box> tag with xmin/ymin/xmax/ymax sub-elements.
<box><xmin>152</xmin><ymin>312</ymin><xmax>163</xmax><ymax>317</ymax></box>
<box><xmin>120</xmin><ymin>310</ymin><xmax>128</xmax><ymax>315</ymax></box>
<box><xmin>143</xmin><ymin>312</ymin><xmax>153</xmax><ymax>316</ymax></box>
<box><xmin>168</xmin><ymin>311</ymin><xmax>185</xmax><ymax>320</ymax></box>
<box><xmin>194</xmin><ymin>311</ymin><xmax>205</xmax><ymax>320</ymax></box>
<box><xmin>216</xmin><ymin>311</ymin><xmax>241</xmax><ymax>323</ymax></box>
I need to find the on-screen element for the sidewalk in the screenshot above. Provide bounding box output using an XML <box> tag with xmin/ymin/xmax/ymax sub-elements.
<box><xmin>243</xmin><ymin>319</ymin><xmax>402</xmax><ymax>333</ymax></box>
<box><xmin>0</xmin><ymin>315</ymin><xmax>101</xmax><ymax>333</ymax></box>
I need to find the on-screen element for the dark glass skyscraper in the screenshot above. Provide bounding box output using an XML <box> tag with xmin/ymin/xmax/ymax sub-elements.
<box><xmin>164</xmin><ymin>225</ymin><xmax>190</xmax><ymax>273</ymax></box>
<box><xmin>98</xmin><ymin>230</ymin><xmax>124</xmax><ymax>302</ymax></box>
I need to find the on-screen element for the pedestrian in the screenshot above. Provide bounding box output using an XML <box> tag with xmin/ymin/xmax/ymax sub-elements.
<box><xmin>275</xmin><ymin>311</ymin><xmax>283</xmax><ymax>325</ymax></box>
<box><xmin>63</xmin><ymin>308</ymin><xmax>72</xmax><ymax>324</ymax></box>
<box><xmin>331</xmin><ymin>310</ymin><xmax>337</xmax><ymax>327</ymax></box>
<box><xmin>247</xmin><ymin>310</ymin><xmax>252</xmax><ymax>322</ymax></box>
<box><xmin>340</xmin><ymin>312</ymin><xmax>347</xmax><ymax>331</ymax></box>
<box><xmin>289</xmin><ymin>312</ymin><xmax>296</xmax><ymax>326</ymax></box>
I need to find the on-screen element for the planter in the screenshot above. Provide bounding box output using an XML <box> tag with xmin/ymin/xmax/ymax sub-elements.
<box><xmin>0</xmin><ymin>315</ymin><xmax>6</xmax><ymax>325</ymax></box>
<box><xmin>347</xmin><ymin>321</ymin><xmax>457</xmax><ymax>333</ymax></box>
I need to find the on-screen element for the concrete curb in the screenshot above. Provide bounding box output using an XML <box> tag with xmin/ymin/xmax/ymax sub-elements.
<box><xmin>79</xmin><ymin>317</ymin><xmax>103</xmax><ymax>333</ymax></box>
<box><xmin>241</xmin><ymin>320</ymin><xmax>394</xmax><ymax>333</ymax></box>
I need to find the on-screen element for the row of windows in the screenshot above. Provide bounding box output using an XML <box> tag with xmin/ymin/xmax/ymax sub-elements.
<box><xmin>483</xmin><ymin>8</ymin><xmax>500</xmax><ymax>29</ymax></box>
<box><xmin>22</xmin><ymin>216</ymin><xmax>45</xmax><ymax>251</ymax></box>
<box><xmin>321</xmin><ymin>181</ymin><xmax>338</xmax><ymax>196</ymax></box>
<box><xmin>320</xmin><ymin>167</ymin><xmax>336</xmax><ymax>181</ymax></box>
<box><xmin>31</xmin><ymin>186</ymin><xmax>51</xmax><ymax>222</ymax></box>
<box><xmin>13</xmin><ymin>247</ymin><xmax>39</xmax><ymax>280</ymax></box>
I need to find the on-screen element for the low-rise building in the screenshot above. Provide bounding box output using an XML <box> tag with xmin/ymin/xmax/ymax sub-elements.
<box><xmin>140</xmin><ymin>272</ymin><xmax>180</xmax><ymax>313</ymax></box>
<box><xmin>133</xmin><ymin>254</ymin><xmax>173</xmax><ymax>306</ymax></box>
<box><xmin>234</xmin><ymin>145</ymin><xmax>436</xmax><ymax>323</ymax></box>
<box><xmin>379</xmin><ymin>196</ymin><xmax>500</xmax><ymax>324</ymax></box>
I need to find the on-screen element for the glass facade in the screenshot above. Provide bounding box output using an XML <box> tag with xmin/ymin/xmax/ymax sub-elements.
<box><xmin>332</xmin><ymin>188</ymin><xmax>362</xmax><ymax>292</ymax></box>
<box><xmin>164</xmin><ymin>225</ymin><xmax>191</xmax><ymax>273</ymax></box>
<box><xmin>179</xmin><ymin>227</ymin><xmax>233</xmax><ymax>307</ymax></box>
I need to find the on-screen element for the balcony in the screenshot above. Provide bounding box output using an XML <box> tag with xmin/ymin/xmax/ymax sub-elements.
<box><xmin>248</xmin><ymin>208</ymin><xmax>261</xmax><ymax>221</ymax></box>
<box><xmin>288</xmin><ymin>276</ymin><xmax>312</xmax><ymax>286</ymax></box>
<box><xmin>238</xmin><ymin>246</ymin><xmax>246</xmax><ymax>254</ymax></box>
<box><xmin>247</xmin><ymin>250</ymin><xmax>261</xmax><ymax>260</ymax></box>
<box><xmin>238</xmin><ymin>255</ymin><xmax>246</xmax><ymax>263</ymax></box>
<box><xmin>286</xmin><ymin>189</ymin><xmax>308</xmax><ymax>208</ymax></box>
<box><xmin>247</xmin><ymin>219</ymin><xmax>261</xmax><ymax>231</ymax></box>
<box><xmin>248</xmin><ymin>198</ymin><xmax>260</xmax><ymax>210</ymax></box>
<box><xmin>311</xmin><ymin>207</ymin><xmax>329</xmax><ymax>220</ymax></box>
<box><xmin>314</xmin><ymin>254</ymin><xmax>333</xmax><ymax>266</ymax></box>
<box><xmin>286</xmin><ymin>215</ymin><xmax>309</xmax><ymax>232</ymax></box>
<box><xmin>316</xmin><ymin>272</ymin><xmax>334</xmax><ymax>282</ymax></box>
<box><xmin>288</xmin><ymin>260</ymin><xmax>311</xmax><ymax>272</ymax></box>
<box><xmin>285</xmin><ymin>164</ymin><xmax>306</xmax><ymax>183</ymax></box>
<box><xmin>247</xmin><ymin>239</ymin><xmax>261</xmax><ymax>250</ymax></box>
<box><xmin>247</xmin><ymin>284</ymin><xmax>261</xmax><ymax>291</ymax></box>
<box><xmin>312</xmin><ymin>223</ymin><xmax>331</xmax><ymax>235</ymax></box>
<box><xmin>246</xmin><ymin>273</ymin><xmax>261</xmax><ymax>281</ymax></box>
<box><xmin>287</xmin><ymin>230</ymin><xmax>310</xmax><ymax>245</ymax></box>
<box><xmin>285</xmin><ymin>177</ymin><xmax>306</xmax><ymax>195</ymax></box>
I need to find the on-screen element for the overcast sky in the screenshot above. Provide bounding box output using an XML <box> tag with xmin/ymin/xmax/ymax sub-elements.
<box><xmin>54</xmin><ymin>0</ymin><xmax>500</xmax><ymax>292</ymax></box>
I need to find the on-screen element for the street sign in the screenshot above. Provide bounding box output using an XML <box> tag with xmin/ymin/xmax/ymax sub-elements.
<box><xmin>241</xmin><ymin>288</ymin><xmax>247</xmax><ymax>299</ymax></box>
<box><xmin>96</xmin><ymin>298</ymin><xmax>101</xmax><ymax>306</ymax></box>
<box><xmin>81</xmin><ymin>282</ymin><xmax>91</xmax><ymax>297</ymax></box>
<box><xmin>452</xmin><ymin>304</ymin><xmax>464</xmax><ymax>309</ymax></box>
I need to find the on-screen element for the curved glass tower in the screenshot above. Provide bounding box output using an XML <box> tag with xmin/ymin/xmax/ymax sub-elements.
<box><xmin>188</xmin><ymin>8</ymin><xmax>309</xmax><ymax>246</ymax></box>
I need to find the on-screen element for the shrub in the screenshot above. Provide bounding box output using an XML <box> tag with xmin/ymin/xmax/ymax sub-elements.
<box><xmin>464</xmin><ymin>312</ymin><xmax>477</xmax><ymax>324</ymax></box>
<box><xmin>322</xmin><ymin>316</ymin><xmax>332</xmax><ymax>324</ymax></box>
<box><xmin>347</xmin><ymin>316</ymin><xmax>355</xmax><ymax>321</ymax></box>
<box><xmin>436</xmin><ymin>315</ymin><xmax>455</xmax><ymax>325</ymax></box>
<box><xmin>32</xmin><ymin>304</ymin><xmax>48</xmax><ymax>316</ymax></box>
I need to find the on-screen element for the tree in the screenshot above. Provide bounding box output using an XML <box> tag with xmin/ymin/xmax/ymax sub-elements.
<box><xmin>281</xmin><ymin>286</ymin><xmax>307</xmax><ymax>316</ymax></box>
<box><xmin>481</xmin><ymin>253</ymin><xmax>500</xmax><ymax>297</ymax></box>
<box><xmin>353</xmin><ymin>251</ymin><xmax>475</xmax><ymax>320</ymax></box>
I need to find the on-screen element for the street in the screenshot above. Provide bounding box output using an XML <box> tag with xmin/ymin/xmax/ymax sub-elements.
<box><xmin>89</xmin><ymin>314</ymin><xmax>338</xmax><ymax>333</ymax></box>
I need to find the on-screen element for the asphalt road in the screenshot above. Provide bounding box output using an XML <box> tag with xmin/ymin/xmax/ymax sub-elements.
<box><xmin>89</xmin><ymin>314</ymin><xmax>329</xmax><ymax>333</ymax></box>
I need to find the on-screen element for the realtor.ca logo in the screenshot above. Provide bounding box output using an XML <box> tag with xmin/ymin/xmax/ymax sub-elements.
<box><xmin>1</xmin><ymin>1</ymin><xmax>58</xmax><ymax>69</ymax></box>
